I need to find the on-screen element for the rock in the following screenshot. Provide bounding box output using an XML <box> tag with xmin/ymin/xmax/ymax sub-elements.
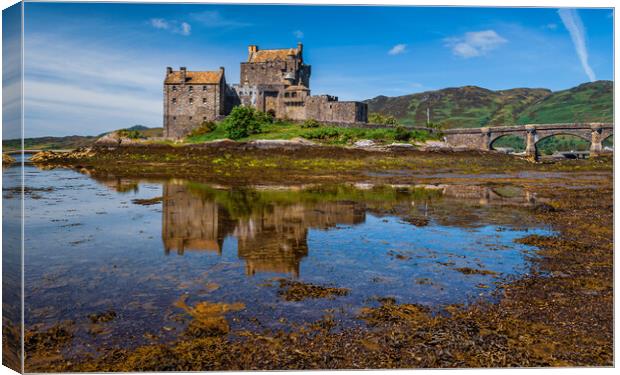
<box><xmin>31</xmin><ymin>148</ymin><xmax>96</xmax><ymax>163</ymax></box>
<box><xmin>353</xmin><ymin>139</ymin><xmax>375</xmax><ymax>148</ymax></box>
<box><xmin>94</xmin><ymin>132</ymin><xmax>121</xmax><ymax>146</ymax></box>
<box><xmin>388</xmin><ymin>143</ymin><xmax>414</xmax><ymax>149</ymax></box>
<box><xmin>416</xmin><ymin>140</ymin><xmax>453</xmax><ymax>151</ymax></box>
<box><xmin>2</xmin><ymin>153</ymin><xmax>15</xmax><ymax>165</ymax></box>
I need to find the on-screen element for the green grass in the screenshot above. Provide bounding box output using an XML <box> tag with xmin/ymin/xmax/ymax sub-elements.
<box><xmin>185</xmin><ymin>120</ymin><xmax>436</xmax><ymax>145</ymax></box>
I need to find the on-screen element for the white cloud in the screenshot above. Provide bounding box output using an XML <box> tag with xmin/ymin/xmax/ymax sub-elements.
<box><xmin>189</xmin><ymin>11</ymin><xmax>250</xmax><ymax>28</ymax></box>
<box><xmin>150</xmin><ymin>18</ymin><xmax>169</xmax><ymax>30</ymax></box>
<box><xmin>180</xmin><ymin>22</ymin><xmax>191</xmax><ymax>36</ymax></box>
<box><xmin>445</xmin><ymin>30</ymin><xmax>507</xmax><ymax>58</ymax></box>
<box><xmin>149</xmin><ymin>18</ymin><xmax>191</xmax><ymax>36</ymax></box>
<box><xmin>293</xmin><ymin>30</ymin><xmax>304</xmax><ymax>39</ymax></box>
<box><xmin>545</xmin><ymin>23</ymin><xmax>558</xmax><ymax>30</ymax></box>
<box><xmin>388</xmin><ymin>44</ymin><xmax>407</xmax><ymax>55</ymax></box>
<box><xmin>558</xmin><ymin>8</ymin><xmax>596</xmax><ymax>82</ymax></box>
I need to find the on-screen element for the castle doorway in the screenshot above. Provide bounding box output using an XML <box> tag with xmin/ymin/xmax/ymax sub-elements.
<box><xmin>264</xmin><ymin>91</ymin><xmax>278</xmax><ymax>117</ymax></box>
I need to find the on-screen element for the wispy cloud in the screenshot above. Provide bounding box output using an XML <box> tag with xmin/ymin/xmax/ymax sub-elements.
<box><xmin>24</xmin><ymin>34</ymin><xmax>164</xmax><ymax>136</ymax></box>
<box><xmin>293</xmin><ymin>30</ymin><xmax>304</xmax><ymax>39</ymax></box>
<box><xmin>189</xmin><ymin>11</ymin><xmax>250</xmax><ymax>28</ymax></box>
<box><xmin>388</xmin><ymin>43</ymin><xmax>407</xmax><ymax>55</ymax></box>
<box><xmin>149</xmin><ymin>18</ymin><xmax>191</xmax><ymax>36</ymax></box>
<box><xmin>545</xmin><ymin>23</ymin><xmax>558</xmax><ymax>30</ymax></box>
<box><xmin>150</xmin><ymin>18</ymin><xmax>168</xmax><ymax>30</ymax></box>
<box><xmin>444</xmin><ymin>30</ymin><xmax>507</xmax><ymax>58</ymax></box>
<box><xmin>558</xmin><ymin>8</ymin><xmax>596</xmax><ymax>82</ymax></box>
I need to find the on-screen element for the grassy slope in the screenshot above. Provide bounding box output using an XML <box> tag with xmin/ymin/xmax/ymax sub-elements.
<box><xmin>516</xmin><ymin>81</ymin><xmax>613</xmax><ymax>124</ymax></box>
<box><xmin>365</xmin><ymin>81</ymin><xmax>612</xmax><ymax>129</ymax></box>
<box><xmin>185</xmin><ymin>121</ymin><xmax>434</xmax><ymax>145</ymax></box>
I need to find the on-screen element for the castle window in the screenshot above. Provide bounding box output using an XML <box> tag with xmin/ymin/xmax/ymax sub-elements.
<box><xmin>172</xmin><ymin>116</ymin><xmax>176</xmax><ymax>120</ymax></box>
<box><xmin>202</xmin><ymin>98</ymin><xmax>207</xmax><ymax>104</ymax></box>
<box><xmin>172</xmin><ymin>98</ymin><xmax>176</xmax><ymax>104</ymax></box>
<box><xmin>189</xmin><ymin>86</ymin><xmax>193</xmax><ymax>92</ymax></box>
<box><xmin>284</xmin><ymin>93</ymin><xmax>290</xmax><ymax>98</ymax></box>
<box><xmin>189</xmin><ymin>116</ymin><xmax>192</xmax><ymax>120</ymax></box>
<box><xmin>292</xmin><ymin>92</ymin><xmax>297</xmax><ymax>98</ymax></box>
<box><xmin>172</xmin><ymin>86</ymin><xmax>177</xmax><ymax>91</ymax></box>
<box><xmin>203</xmin><ymin>116</ymin><xmax>207</xmax><ymax>120</ymax></box>
<box><xmin>189</xmin><ymin>98</ymin><xmax>193</xmax><ymax>104</ymax></box>
<box><xmin>203</xmin><ymin>86</ymin><xmax>207</xmax><ymax>91</ymax></box>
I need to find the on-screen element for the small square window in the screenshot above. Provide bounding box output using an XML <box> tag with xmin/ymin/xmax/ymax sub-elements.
<box><xmin>189</xmin><ymin>116</ymin><xmax>192</xmax><ymax>120</ymax></box>
<box><xmin>202</xmin><ymin>98</ymin><xmax>206</xmax><ymax>104</ymax></box>
<box><xmin>172</xmin><ymin>86</ymin><xmax>177</xmax><ymax>91</ymax></box>
<box><xmin>189</xmin><ymin>86</ymin><xmax>193</xmax><ymax>92</ymax></box>
<box><xmin>189</xmin><ymin>98</ymin><xmax>193</xmax><ymax>104</ymax></box>
<box><xmin>172</xmin><ymin>116</ymin><xmax>176</xmax><ymax>120</ymax></box>
<box><xmin>203</xmin><ymin>116</ymin><xmax>207</xmax><ymax>120</ymax></box>
<box><xmin>203</xmin><ymin>86</ymin><xmax>207</xmax><ymax>91</ymax></box>
<box><xmin>172</xmin><ymin>98</ymin><xmax>176</xmax><ymax>104</ymax></box>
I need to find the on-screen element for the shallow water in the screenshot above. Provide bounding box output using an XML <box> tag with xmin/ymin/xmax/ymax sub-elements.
<box><xmin>4</xmin><ymin>163</ymin><xmax>552</xmax><ymax>355</ymax></box>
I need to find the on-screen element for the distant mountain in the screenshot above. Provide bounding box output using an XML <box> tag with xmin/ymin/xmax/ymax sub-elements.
<box><xmin>364</xmin><ymin>81</ymin><xmax>613</xmax><ymax>128</ymax></box>
<box><xmin>2</xmin><ymin>126</ymin><xmax>162</xmax><ymax>152</ymax></box>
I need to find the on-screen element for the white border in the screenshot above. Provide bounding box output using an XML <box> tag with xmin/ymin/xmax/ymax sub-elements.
<box><xmin>0</xmin><ymin>1</ymin><xmax>617</xmax><ymax>375</ymax></box>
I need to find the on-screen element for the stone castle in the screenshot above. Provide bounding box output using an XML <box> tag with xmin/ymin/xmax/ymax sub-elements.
<box><xmin>163</xmin><ymin>43</ymin><xmax>368</xmax><ymax>138</ymax></box>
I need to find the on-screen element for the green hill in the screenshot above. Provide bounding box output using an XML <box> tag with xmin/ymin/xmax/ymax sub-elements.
<box><xmin>516</xmin><ymin>81</ymin><xmax>613</xmax><ymax>124</ymax></box>
<box><xmin>365</xmin><ymin>81</ymin><xmax>612</xmax><ymax>129</ymax></box>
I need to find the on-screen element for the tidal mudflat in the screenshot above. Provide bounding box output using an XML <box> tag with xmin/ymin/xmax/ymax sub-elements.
<box><xmin>4</xmin><ymin>150</ymin><xmax>613</xmax><ymax>370</ymax></box>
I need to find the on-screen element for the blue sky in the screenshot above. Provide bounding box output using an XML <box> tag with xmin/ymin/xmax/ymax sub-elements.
<box><xmin>19</xmin><ymin>3</ymin><xmax>614</xmax><ymax>137</ymax></box>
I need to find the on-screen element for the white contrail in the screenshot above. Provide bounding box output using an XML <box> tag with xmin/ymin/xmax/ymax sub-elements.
<box><xmin>559</xmin><ymin>8</ymin><xmax>596</xmax><ymax>82</ymax></box>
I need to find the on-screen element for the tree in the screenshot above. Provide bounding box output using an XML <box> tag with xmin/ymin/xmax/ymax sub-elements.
<box><xmin>222</xmin><ymin>106</ymin><xmax>271</xmax><ymax>140</ymax></box>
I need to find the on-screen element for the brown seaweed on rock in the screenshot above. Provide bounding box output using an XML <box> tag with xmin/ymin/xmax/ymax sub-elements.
<box><xmin>276</xmin><ymin>279</ymin><xmax>350</xmax><ymax>301</ymax></box>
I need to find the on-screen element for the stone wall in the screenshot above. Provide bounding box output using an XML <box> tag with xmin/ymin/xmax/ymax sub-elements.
<box><xmin>164</xmin><ymin>71</ymin><xmax>226</xmax><ymax>138</ymax></box>
<box><xmin>305</xmin><ymin>96</ymin><xmax>368</xmax><ymax>123</ymax></box>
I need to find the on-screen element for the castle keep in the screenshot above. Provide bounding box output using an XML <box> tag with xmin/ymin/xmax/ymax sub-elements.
<box><xmin>164</xmin><ymin>43</ymin><xmax>368</xmax><ymax>138</ymax></box>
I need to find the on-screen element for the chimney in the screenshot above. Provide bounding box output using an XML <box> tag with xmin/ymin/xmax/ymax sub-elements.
<box><xmin>219</xmin><ymin>66</ymin><xmax>225</xmax><ymax>80</ymax></box>
<box><xmin>248</xmin><ymin>45</ymin><xmax>258</xmax><ymax>60</ymax></box>
<box><xmin>166</xmin><ymin>66</ymin><xmax>173</xmax><ymax>75</ymax></box>
<box><xmin>180</xmin><ymin>66</ymin><xmax>187</xmax><ymax>82</ymax></box>
<box><xmin>297</xmin><ymin>42</ymin><xmax>303</xmax><ymax>54</ymax></box>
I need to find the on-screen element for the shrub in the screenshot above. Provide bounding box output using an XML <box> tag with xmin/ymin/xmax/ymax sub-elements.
<box><xmin>394</xmin><ymin>125</ymin><xmax>411</xmax><ymax>141</ymax></box>
<box><xmin>188</xmin><ymin>121</ymin><xmax>217</xmax><ymax>137</ymax></box>
<box><xmin>222</xmin><ymin>106</ymin><xmax>271</xmax><ymax>140</ymax></box>
<box><xmin>117</xmin><ymin>129</ymin><xmax>144</xmax><ymax>139</ymax></box>
<box><xmin>301</xmin><ymin>119</ymin><xmax>321</xmax><ymax>128</ymax></box>
<box><xmin>302</xmin><ymin>127</ymin><xmax>341</xmax><ymax>140</ymax></box>
<box><xmin>368</xmin><ymin>113</ymin><xmax>399</xmax><ymax>125</ymax></box>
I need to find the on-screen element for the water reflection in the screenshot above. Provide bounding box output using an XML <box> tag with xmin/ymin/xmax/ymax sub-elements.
<box><xmin>154</xmin><ymin>180</ymin><xmax>540</xmax><ymax>277</ymax></box>
<box><xmin>162</xmin><ymin>183</ymin><xmax>372</xmax><ymax>276</ymax></box>
<box><xmin>15</xmin><ymin>165</ymin><xmax>552</xmax><ymax>355</ymax></box>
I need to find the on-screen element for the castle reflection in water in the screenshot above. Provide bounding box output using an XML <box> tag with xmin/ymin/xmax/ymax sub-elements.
<box><xmin>87</xmin><ymin>174</ymin><xmax>537</xmax><ymax>278</ymax></box>
<box><xmin>162</xmin><ymin>183</ymin><xmax>367</xmax><ymax>276</ymax></box>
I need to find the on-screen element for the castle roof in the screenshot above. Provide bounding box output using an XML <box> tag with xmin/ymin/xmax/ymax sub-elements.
<box><xmin>249</xmin><ymin>48</ymin><xmax>298</xmax><ymax>63</ymax></box>
<box><xmin>165</xmin><ymin>70</ymin><xmax>223</xmax><ymax>85</ymax></box>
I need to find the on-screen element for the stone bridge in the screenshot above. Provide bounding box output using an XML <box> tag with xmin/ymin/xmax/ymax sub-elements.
<box><xmin>443</xmin><ymin>123</ymin><xmax>613</xmax><ymax>158</ymax></box>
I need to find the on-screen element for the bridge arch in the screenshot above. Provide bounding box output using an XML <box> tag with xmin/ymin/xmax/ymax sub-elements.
<box><xmin>489</xmin><ymin>133</ymin><xmax>526</xmax><ymax>152</ymax></box>
<box><xmin>534</xmin><ymin>133</ymin><xmax>591</xmax><ymax>156</ymax></box>
<box><xmin>534</xmin><ymin>131</ymin><xmax>591</xmax><ymax>145</ymax></box>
